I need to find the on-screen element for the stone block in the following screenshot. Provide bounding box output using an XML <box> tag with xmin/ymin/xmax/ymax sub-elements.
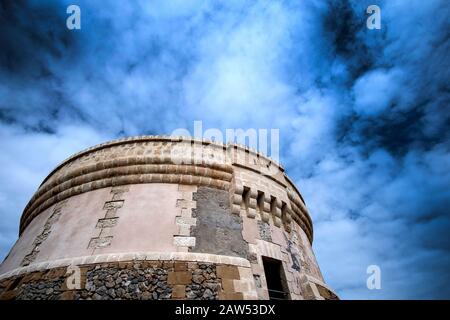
<box><xmin>219</xmin><ymin>291</ymin><xmax>244</xmax><ymax>300</ymax></box>
<box><xmin>180</xmin><ymin>208</ymin><xmax>192</xmax><ymax>217</ymax></box>
<box><xmin>96</xmin><ymin>217</ymin><xmax>119</xmax><ymax>228</ymax></box>
<box><xmin>273</xmin><ymin>216</ymin><xmax>282</xmax><ymax>228</ymax></box>
<box><xmin>176</xmin><ymin>199</ymin><xmax>196</xmax><ymax>209</ymax></box>
<box><xmin>221</xmin><ymin>279</ymin><xmax>235</xmax><ymax>291</ymax></box>
<box><xmin>163</xmin><ymin>261</ymin><xmax>174</xmax><ymax>269</ymax></box>
<box><xmin>173</xmin><ymin>236</ymin><xmax>196</xmax><ymax>247</ymax></box>
<box><xmin>176</xmin><ymin>216</ymin><xmax>197</xmax><ymax>226</ymax></box>
<box><xmin>60</xmin><ymin>290</ymin><xmax>75</xmax><ymax>300</ymax></box>
<box><xmin>261</xmin><ymin>212</ymin><xmax>270</xmax><ymax>223</ymax></box>
<box><xmin>248</xmin><ymin>199</ymin><xmax>257</xmax><ymax>209</ymax></box>
<box><xmin>216</xmin><ymin>265</ymin><xmax>240</xmax><ymax>280</ymax></box>
<box><xmin>178</xmin><ymin>184</ymin><xmax>197</xmax><ymax>192</ymax></box>
<box><xmin>177</xmin><ymin>224</ymin><xmax>191</xmax><ymax>236</ymax></box>
<box><xmin>231</xmin><ymin>204</ymin><xmax>241</xmax><ymax>215</ymax></box>
<box><xmin>103</xmin><ymin>200</ymin><xmax>124</xmax><ymax>210</ymax></box>
<box><xmin>104</xmin><ymin>209</ymin><xmax>120</xmax><ymax>219</ymax></box>
<box><xmin>29</xmin><ymin>271</ymin><xmax>46</xmax><ymax>282</ymax></box>
<box><xmin>88</xmin><ymin>236</ymin><xmax>113</xmax><ymax>249</ymax></box>
<box><xmin>238</xmin><ymin>267</ymin><xmax>253</xmax><ymax>280</ymax></box>
<box><xmin>187</xmin><ymin>262</ymin><xmax>198</xmax><ymax>269</ymax></box>
<box><xmin>174</xmin><ymin>262</ymin><xmax>188</xmax><ymax>272</ymax></box>
<box><xmin>242</xmin><ymin>216</ymin><xmax>259</xmax><ymax>244</ymax></box>
<box><xmin>247</xmin><ymin>208</ymin><xmax>256</xmax><ymax>219</ymax></box>
<box><xmin>274</xmin><ymin>207</ymin><xmax>282</xmax><ymax>218</ymax></box>
<box><xmin>180</xmin><ymin>191</ymin><xmax>193</xmax><ymax>200</ymax></box>
<box><xmin>242</xmin><ymin>292</ymin><xmax>258</xmax><ymax>300</ymax></box>
<box><xmin>172</xmin><ymin>285</ymin><xmax>186</xmax><ymax>299</ymax></box>
<box><xmin>168</xmin><ymin>271</ymin><xmax>192</xmax><ymax>285</ymax></box>
<box><xmin>233</xmin><ymin>280</ymin><xmax>252</xmax><ymax>293</ymax></box>
<box><xmin>257</xmin><ymin>221</ymin><xmax>272</xmax><ymax>242</ymax></box>
<box><xmin>50</xmin><ymin>267</ymin><xmax>68</xmax><ymax>279</ymax></box>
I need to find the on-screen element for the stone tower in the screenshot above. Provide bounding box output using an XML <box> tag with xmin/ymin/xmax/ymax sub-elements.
<box><xmin>0</xmin><ymin>136</ymin><xmax>337</xmax><ymax>300</ymax></box>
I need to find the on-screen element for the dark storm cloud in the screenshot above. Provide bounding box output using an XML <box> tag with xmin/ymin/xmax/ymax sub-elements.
<box><xmin>0</xmin><ymin>0</ymin><xmax>87</xmax><ymax>132</ymax></box>
<box><xmin>321</xmin><ymin>0</ymin><xmax>378</xmax><ymax>82</ymax></box>
<box><xmin>0</xmin><ymin>0</ymin><xmax>448</xmax><ymax>299</ymax></box>
<box><xmin>0</xmin><ymin>1</ymin><xmax>73</xmax><ymax>75</ymax></box>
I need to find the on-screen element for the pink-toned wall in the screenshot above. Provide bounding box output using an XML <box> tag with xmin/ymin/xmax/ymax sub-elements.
<box><xmin>38</xmin><ymin>187</ymin><xmax>111</xmax><ymax>261</ymax></box>
<box><xmin>94</xmin><ymin>183</ymin><xmax>180</xmax><ymax>254</ymax></box>
<box><xmin>0</xmin><ymin>184</ymin><xmax>180</xmax><ymax>274</ymax></box>
<box><xmin>0</xmin><ymin>205</ymin><xmax>53</xmax><ymax>274</ymax></box>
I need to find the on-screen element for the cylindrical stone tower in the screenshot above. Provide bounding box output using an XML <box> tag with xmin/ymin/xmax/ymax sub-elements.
<box><xmin>0</xmin><ymin>136</ymin><xmax>337</xmax><ymax>300</ymax></box>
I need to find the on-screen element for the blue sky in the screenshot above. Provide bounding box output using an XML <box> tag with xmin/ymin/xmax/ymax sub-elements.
<box><xmin>0</xmin><ymin>1</ymin><xmax>449</xmax><ymax>299</ymax></box>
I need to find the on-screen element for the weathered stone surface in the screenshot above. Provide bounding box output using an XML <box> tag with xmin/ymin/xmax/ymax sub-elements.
<box><xmin>202</xmin><ymin>288</ymin><xmax>214</xmax><ymax>299</ymax></box>
<box><xmin>60</xmin><ymin>291</ymin><xmax>75</xmax><ymax>300</ymax></box>
<box><xmin>174</xmin><ymin>262</ymin><xmax>187</xmax><ymax>272</ymax></box>
<box><xmin>103</xmin><ymin>201</ymin><xmax>124</xmax><ymax>210</ymax></box>
<box><xmin>192</xmin><ymin>187</ymin><xmax>249</xmax><ymax>258</ymax></box>
<box><xmin>216</xmin><ymin>265</ymin><xmax>240</xmax><ymax>280</ymax></box>
<box><xmin>0</xmin><ymin>260</ymin><xmax>219</xmax><ymax>300</ymax></box>
<box><xmin>173</xmin><ymin>236</ymin><xmax>196</xmax><ymax>247</ymax></box>
<box><xmin>172</xmin><ymin>285</ymin><xmax>186</xmax><ymax>299</ymax></box>
<box><xmin>219</xmin><ymin>291</ymin><xmax>244</xmax><ymax>300</ymax></box>
<box><xmin>221</xmin><ymin>279</ymin><xmax>235</xmax><ymax>291</ymax></box>
<box><xmin>168</xmin><ymin>271</ymin><xmax>192</xmax><ymax>285</ymax></box>
<box><xmin>88</xmin><ymin>236</ymin><xmax>113</xmax><ymax>249</ymax></box>
<box><xmin>96</xmin><ymin>218</ymin><xmax>119</xmax><ymax>229</ymax></box>
<box><xmin>20</xmin><ymin>201</ymin><xmax>67</xmax><ymax>267</ymax></box>
<box><xmin>1</xmin><ymin>136</ymin><xmax>334</xmax><ymax>301</ymax></box>
<box><xmin>257</xmin><ymin>221</ymin><xmax>272</xmax><ymax>242</ymax></box>
<box><xmin>317</xmin><ymin>284</ymin><xmax>339</xmax><ymax>300</ymax></box>
<box><xmin>192</xmin><ymin>274</ymin><xmax>205</xmax><ymax>284</ymax></box>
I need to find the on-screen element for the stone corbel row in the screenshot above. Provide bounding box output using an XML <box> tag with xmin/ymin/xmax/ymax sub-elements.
<box><xmin>259</xmin><ymin>193</ymin><xmax>272</xmax><ymax>223</ymax></box>
<box><xmin>283</xmin><ymin>207</ymin><xmax>293</xmax><ymax>233</ymax></box>
<box><xmin>231</xmin><ymin>186</ymin><xmax>292</xmax><ymax>231</ymax></box>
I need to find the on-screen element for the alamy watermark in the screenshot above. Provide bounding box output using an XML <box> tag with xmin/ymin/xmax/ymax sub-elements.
<box><xmin>66</xmin><ymin>265</ymin><xmax>81</xmax><ymax>290</ymax></box>
<box><xmin>170</xmin><ymin>121</ymin><xmax>281</xmax><ymax>175</ymax></box>
<box><xmin>66</xmin><ymin>5</ymin><xmax>81</xmax><ymax>30</ymax></box>
<box><xmin>366</xmin><ymin>265</ymin><xmax>382</xmax><ymax>290</ymax></box>
<box><xmin>366</xmin><ymin>5</ymin><xmax>381</xmax><ymax>30</ymax></box>
<box><xmin>66</xmin><ymin>4</ymin><xmax>380</xmax><ymax>31</ymax></box>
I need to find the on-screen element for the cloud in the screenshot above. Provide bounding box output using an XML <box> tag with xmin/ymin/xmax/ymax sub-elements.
<box><xmin>0</xmin><ymin>123</ymin><xmax>110</xmax><ymax>262</ymax></box>
<box><xmin>0</xmin><ymin>0</ymin><xmax>448</xmax><ymax>299</ymax></box>
<box><xmin>300</xmin><ymin>144</ymin><xmax>450</xmax><ymax>299</ymax></box>
<box><xmin>352</xmin><ymin>68</ymin><xmax>403</xmax><ymax>116</ymax></box>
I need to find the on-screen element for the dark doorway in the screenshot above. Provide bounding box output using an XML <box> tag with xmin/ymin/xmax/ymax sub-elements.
<box><xmin>262</xmin><ymin>256</ymin><xmax>290</xmax><ymax>300</ymax></box>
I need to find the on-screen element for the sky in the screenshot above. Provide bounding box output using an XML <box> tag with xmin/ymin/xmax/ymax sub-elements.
<box><xmin>0</xmin><ymin>0</ymin><xmax>449</xmax><ymax>299</ymax></box>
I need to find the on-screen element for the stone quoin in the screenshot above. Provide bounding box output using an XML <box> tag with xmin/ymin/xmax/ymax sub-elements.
<box><xmin>0</xmin><ymin>136</ymin><xmax>338</xmax><ymax>300</ymax></box>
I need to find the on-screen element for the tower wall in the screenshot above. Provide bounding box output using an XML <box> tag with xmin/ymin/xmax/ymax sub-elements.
<box><xmin>0</xmin><ymin>136</ymin><xmax>337</xmax><ymax>300</ymax></box>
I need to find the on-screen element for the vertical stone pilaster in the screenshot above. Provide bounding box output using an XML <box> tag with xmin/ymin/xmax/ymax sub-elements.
<box><xmin>21</xmin><ymin>200</ymin><xmax>68</xmax><ymax>267</ymax></box>
<box><xmin>88</xmin><ymin>186</ymin><xmax>129</xmax><ymax>254</ymax></box>
<box><xmin>173</xmin><ymin>185</ymin><xmax>197</xmax><ymax>252</ymax></box>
